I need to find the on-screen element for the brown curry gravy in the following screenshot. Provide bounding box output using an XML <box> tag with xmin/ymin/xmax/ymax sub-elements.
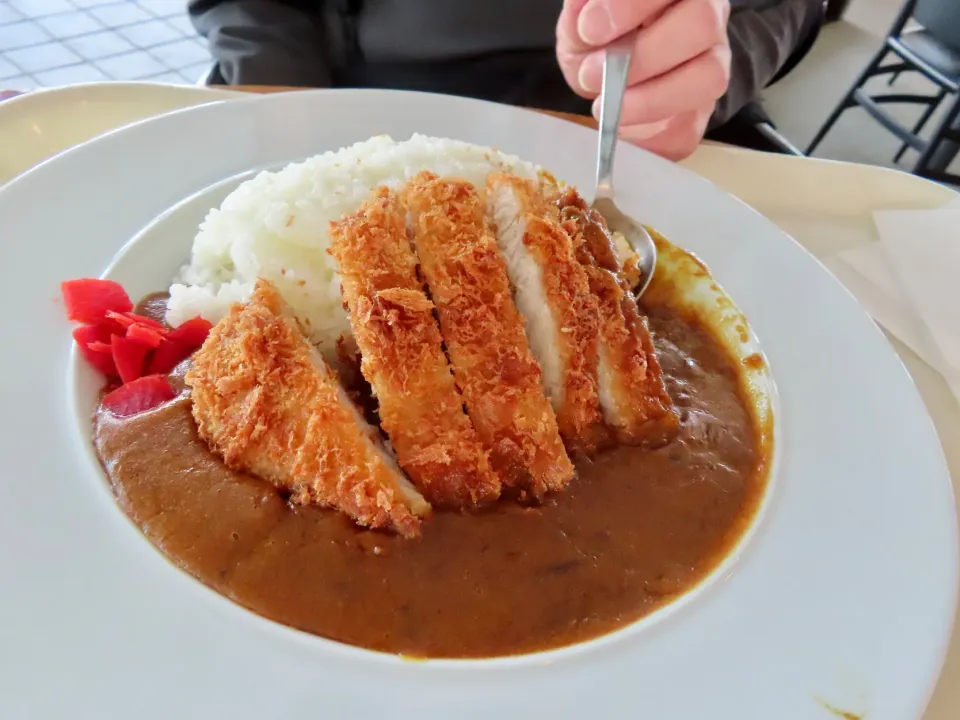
<box><xmin>93</xmin><ymin>296</ymin><xmax>767</xmax><ymax>659</ymax></box>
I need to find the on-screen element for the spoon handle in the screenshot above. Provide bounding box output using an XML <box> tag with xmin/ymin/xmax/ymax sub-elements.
<box><xmin>595</xmin><ymin>33</ymin><xmax>636</xmax><ymax>201</ymax></box>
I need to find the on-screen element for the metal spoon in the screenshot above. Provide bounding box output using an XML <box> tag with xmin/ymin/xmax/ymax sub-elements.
<box><xmin>591</xmin><ymin>33</ymin><xmax>657</xmax><ymax>298</ymax></box>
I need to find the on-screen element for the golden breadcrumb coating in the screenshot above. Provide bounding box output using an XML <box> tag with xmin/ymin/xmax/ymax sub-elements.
<box><xmin>554</xmin><ymin>188</ymin><xmax>678</xmax><ymax>445</ymax></box>
<box><xmin>488</xmin><ymin>172</ymin><xmax>610</xmax><ymax>455</ymax></box>
<box><xmin>186</xmin><ymin>279</ymin><xmax>429</xmax><ymax>537</ymax></box>
<box><xmin>329</xmin><ymin>188</ymin><xmax>500</xmax><ymax>507</ymax></box>
<box><xmin>401</xmin><ymin>172</ymin><xmax>573</xmax><ymax>497</ymax></box>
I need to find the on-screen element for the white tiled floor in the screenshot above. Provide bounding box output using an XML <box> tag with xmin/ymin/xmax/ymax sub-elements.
<box><xmin>0</xmin><ymin>0</ymin><xmax>210</xmax><ymax>90</ymax></box>
<box><xmin>36</xmin><ymin>9</ymin><xmax>103</xmax><ymax>37</ymax></box>
<box><xmin>64</xmin><ymin>28</ymin><xmax>134</xmax><ymax>59</ymax></box>
<box><xmin>7</xmin><ymin>41</ymin><xmax>81</xmax><ymax>72</ymax></box>
<box><xmin>0</xmin><ymin>19</ymin><xmax>50</xmax><ymax>50</ymax></box>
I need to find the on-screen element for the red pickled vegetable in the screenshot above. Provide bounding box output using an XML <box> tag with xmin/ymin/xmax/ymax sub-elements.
<box><xmin>97</xmin><ymin>317</ymin><xmax>128</xmax><ymax>337</ymax></box>
<box><xmin>111</xmin><ymin>334</ymin><xmax>149</xmax><ymax>384</ymax></box>
<box><xmin>168</xmin><ymin>317</ymin><xmax>212</xmax><ymax>346</ymax></box>
<box><xmin>61</xmin><ymin>279</ymin><xmax>132</xmax><ymax>324</ymax></box>
<box><xmin>72</xmin><ymin>325</ymin><xmax>118</xmax><ymax>378</ymax></box>
<box><xmin>73</xmin><ymin>323</ymin><xmax>111</xmax><ymax>346</ymax></box>
<box><xmin>145</xmin><ymin>339</ymin><xmax>189</xmax><ymax>376</ymax></box>
<box><xmin>121</xmin><ymin>311</ymin><xmax>166</xmax><ymax>331</ymax></box>
<box><xmin>103</xmin><ymin>310</ymin><xmax>136</xmax><ymax>328</ymax></box>
<box><xmin>63</xmin><ymin>272</ymin><xmax>211</xmax><ymax>383</ymax></box>
<box><xmin>144</xmin><ymin>316</ymin><xmax>213</xmax><ymax>376</ymax></box>
<box><xmin>101</xmin><ymin>375</ymin><xmax>176</xmax><ymax>418</ymax></box>
<box><xmin>105</xmin><ymin>310</ymin><xmax>168</xmax><ymax>334</ymax></box>
<box><xmin>81</xmin><ymin>350</ymin><xmax>117</xmax><ymax>378</ymax></box>
<box><xmin>126</xmin><ymin>323</ymin><xmax>164</xmax><ymax>348</ymax></box>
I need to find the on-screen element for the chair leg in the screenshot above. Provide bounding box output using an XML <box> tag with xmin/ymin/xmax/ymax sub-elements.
<box><xmin>913</xmin><ymin>93</ymin><xmax>960</xmax><ymax>178</ymax></box>
<box><xmin>894</xmin><ymin>87</ymin><xmax>947</xmax><ymax>163</ymax></box>
<box><xmin>806</xmin><ymin>47</ymin><xmax>889</xmax><ymax>155</ymax></box>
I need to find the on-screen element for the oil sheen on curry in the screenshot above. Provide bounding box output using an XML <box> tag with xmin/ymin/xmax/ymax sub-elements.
<box><xmin>84</xmin><ymin>169</ymin><xmax>770</xmax><ymax>659</ymax></box>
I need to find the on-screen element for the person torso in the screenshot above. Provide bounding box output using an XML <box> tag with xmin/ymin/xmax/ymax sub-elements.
<box><xmin>321</xmin><ymin>0</ymin><xmax>563</xmax><ymax>64</ymax></box>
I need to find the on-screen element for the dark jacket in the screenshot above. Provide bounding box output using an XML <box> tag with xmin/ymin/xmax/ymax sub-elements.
<box><xmin>189</xmin><ymin>0</ymin><xmax>822</xmax><ymax>126</ymax></box>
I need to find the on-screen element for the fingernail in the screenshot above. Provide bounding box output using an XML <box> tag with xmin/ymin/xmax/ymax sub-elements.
<box><xmin>578</xmin><ymin>0</ymin><xmax>614</xmax><ymax>45</ymax></box>
<box><xmin>578</xmin><ymin>52</ymin><xmax>603</xmax><ymax>94</ymax></box>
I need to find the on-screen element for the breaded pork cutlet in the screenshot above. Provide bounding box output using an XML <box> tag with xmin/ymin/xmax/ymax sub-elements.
<box><xmin>555</xmin><ymin>188</ymin><xmax>677</xmax><ymax>445</ymax></box>
<box><xmin>401</xmin><ymin>172</ymin><xmax>573</xmax><ymax>497</ymax></box>
<box><xmin>329</xmin><ymin>188</ymin><xmax>500</xmax><ymax>507</ymax></box>
<box><xmin>186</xmin><ymin>279</ymin><xmax>429</xmax><ymax>537</ymax></box>
<box><xmin>486</xmin><ymin>172</ymin><xmax>609</xmax><ymax>455</ymax></box>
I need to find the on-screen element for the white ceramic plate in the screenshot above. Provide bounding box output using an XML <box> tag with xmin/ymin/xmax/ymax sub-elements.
<box><xmin>0</xmin><ymin>90</ymin><xmax>955</xmax><ymax>719</ymax></box>
<box><xmin>0</xmin><ymin>81</ymin><xmax>241</xmax><ymax>186</ymax></box>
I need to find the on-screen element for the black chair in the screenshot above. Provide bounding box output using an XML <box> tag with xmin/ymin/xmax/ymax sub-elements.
<box><xmin>806</xmin><ymin>0</ymin><xmax>960</xmax><ymax>185</ymax></box>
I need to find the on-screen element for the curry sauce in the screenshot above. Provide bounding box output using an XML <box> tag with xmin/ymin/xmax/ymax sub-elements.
<box><xmin>93</xmin><ymin>303</ymin><xmax>766</xmax><ymax>658</ymax></box>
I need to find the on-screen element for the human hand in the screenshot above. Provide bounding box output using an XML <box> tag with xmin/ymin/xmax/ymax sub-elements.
<box><xmin>557</xmin><ymin>0</ymin><xmax>732</xmax><ymax>160</ymax></box>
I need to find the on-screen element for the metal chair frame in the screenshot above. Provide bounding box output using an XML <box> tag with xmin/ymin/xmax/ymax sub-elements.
<box><xmin>806</xmin><ymin>0</ymin><xmax>960</xmax><ymax>185</ymax></box>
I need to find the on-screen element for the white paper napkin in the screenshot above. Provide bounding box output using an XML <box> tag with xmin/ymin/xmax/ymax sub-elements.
<box><xmin>827</xmin><ymin>196</ymin><xmax>960</xmax><ymax>405</ymax></box>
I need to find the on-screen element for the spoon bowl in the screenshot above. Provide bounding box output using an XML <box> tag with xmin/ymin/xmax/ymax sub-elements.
<box><xmin>590</xmin><ymin>32</ymin><xmax>658</xmax><ymax>297</ymax></box>
<box><xmin>592</xmin><ymin>195</ymin><xmax>658</xmax><ymax>297</ymax></box>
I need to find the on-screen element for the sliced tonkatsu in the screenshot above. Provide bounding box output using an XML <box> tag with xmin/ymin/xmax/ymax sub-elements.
<box><xmin>186</xmin><ymin>279</ymin><xmax>429</xmax><ymax>537</ymax></box>
<box><xmin>486</xmin><ymin>172</ymin><xmax>610</xmax><ymax>455</ymax></box>
<box><xmin>329</xmin><ymin>187</ymin><xmax>500</xmax><ymax>507</ymax></box>
<box><xmin>401</xmin><ymin>172</ymin><xmax>573</xmax><ymax>497</ymax></box>
<box><xmin>555</xmin><ymin>188</ymin><xmax>677</xmax><ymax>445</ymax></box>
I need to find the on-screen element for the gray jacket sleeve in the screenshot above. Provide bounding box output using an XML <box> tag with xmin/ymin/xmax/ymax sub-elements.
<box><xmin>713</xmin><ymin>0</ymin><xmax>823</xmax><ymax>126</ymax></box>
<box><xmin>188</xmin><ymin>0</ymin><xmax>330</xmax><ymax>86</ymax></box>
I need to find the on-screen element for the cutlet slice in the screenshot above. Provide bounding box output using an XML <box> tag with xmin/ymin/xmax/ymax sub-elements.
<box><xmin>555</xmin><ymin>188</ymin><xmax>677</xmax><ymax>445</ymax></box>
<box><xmin>186</xmin><ymin>279</ymin><xmax>429</xmax><ymax>537</ymax></box>
<box><xmin>486</xmin><ymin>172</ymin><xmax>610</xmax><ymax>455</ymax></box>
<box><xmin>401</xmin><ymin>172</ymin><xmax>573</xmax><ymax>497</ymax></box>
<box><xmin>329</xmin><ymin>188</ymin><xmax>500</xmax><ymax>507</ymax></box>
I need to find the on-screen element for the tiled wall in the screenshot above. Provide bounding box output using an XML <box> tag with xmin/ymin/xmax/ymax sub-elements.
<box><xmin>0</xmin><ymin>0</ymin><xmax>211</xmax><ymax>89</ymax></box>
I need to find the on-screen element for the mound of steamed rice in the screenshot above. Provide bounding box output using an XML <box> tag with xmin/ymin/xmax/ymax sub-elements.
<box><xmin>166</xmin><ymin>134</ymin><xmax>539</xmax><ymax>357</ymax></box>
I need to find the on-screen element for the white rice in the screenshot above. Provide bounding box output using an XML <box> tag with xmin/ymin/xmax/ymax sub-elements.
<box><xmin>166</xmin><ymin>134</ymin><xmax>539</xmax><ymax>357</ymax></box>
